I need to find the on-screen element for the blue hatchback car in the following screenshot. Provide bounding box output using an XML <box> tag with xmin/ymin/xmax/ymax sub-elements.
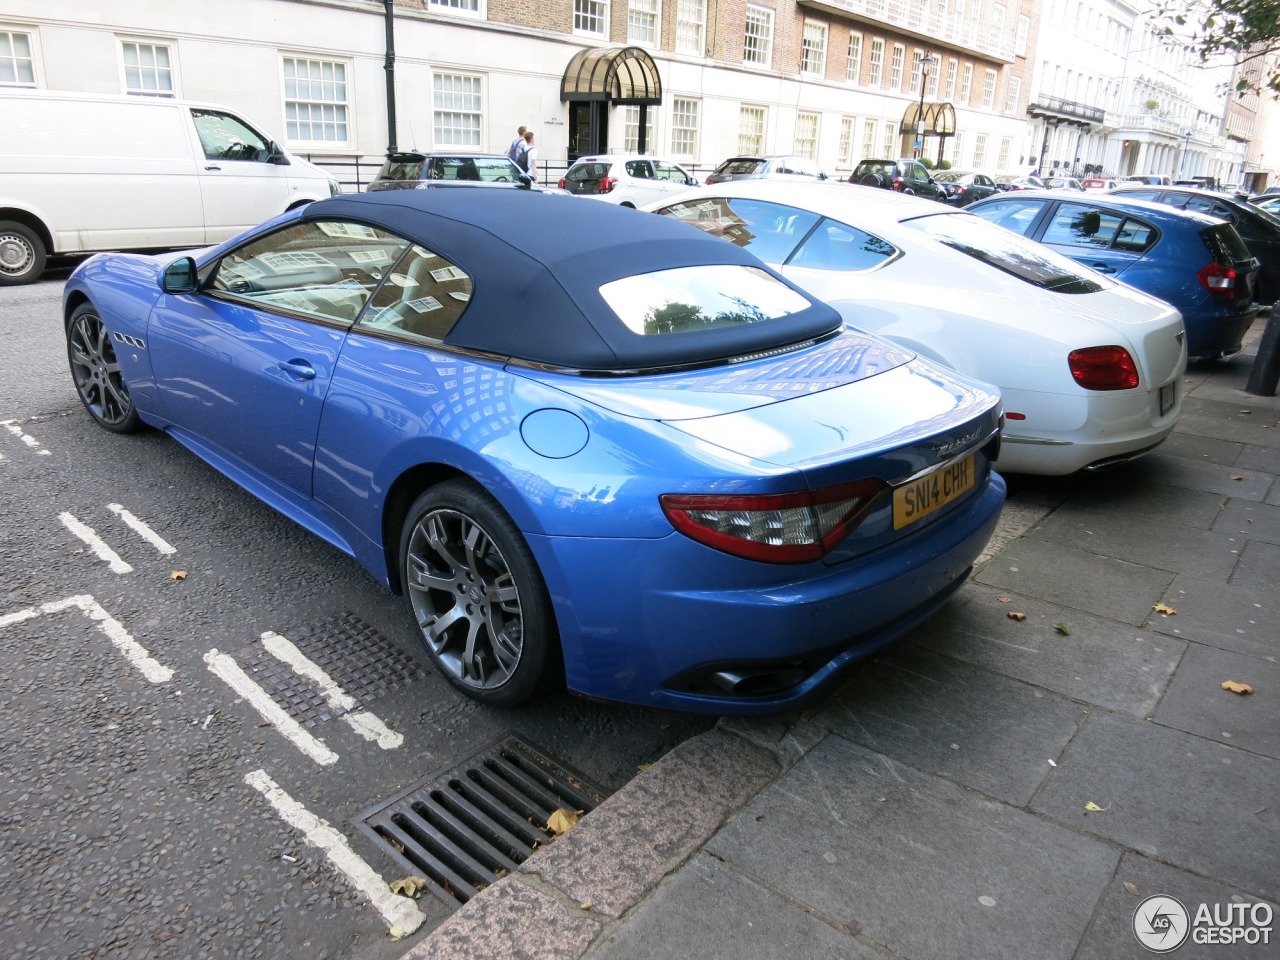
<box><xmin>968</xmin><ymin>191</ymin><xmax>1260</xmax><ymax>359</ymax></box>
<box><xmin>63</xmin><ymin>189</ymin><xmax>1004</xmax><ymax>714</ymax></box>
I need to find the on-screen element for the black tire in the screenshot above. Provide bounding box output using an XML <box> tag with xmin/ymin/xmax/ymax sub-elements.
<box><xmin>0</xmin><ymin>220</ymin><xmax>47</xmax><ymax>286</ymax></box>
<box><xmin>856</xmin><ymin>173</ymin><xmax>886</xmax><ymax>188</ymax></box>
<box><xmin>399</xmin><ymin>479</ymin><xmax>556</xmax><ymax>706</ymax></box>
<box><xmin>67</xmin><ymin>302</ymin><xmax>143</xmax><ymax>434</ymax></box>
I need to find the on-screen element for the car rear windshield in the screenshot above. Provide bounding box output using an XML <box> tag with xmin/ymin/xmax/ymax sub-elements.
<box><xmin>567</xmin><ymin>162</ymin><xmax>611</xmax><ymax>182</ymax></box>
<box><xmin>377</xmin><ymin>156</ymin><xmax>425</xmax><ymax>181</ymax></box>
<box><xmin>908</xmin><ymin>212</ymin><xmax>1110</xmax><ymax>294</ymax></box>
<box><xmin>599</xmin><ymin>265</ymin><xmax>811</xmax><ymax>336</ymax></box>
<box><xmin>715</xmin><ymin>159</ymin><xmax>765</xmax><ymax>176</ymax></box>
<box><xmin>1201</xmin><ymin>223</ymin><xmax>1255</xmax><ymax>265</ymax></box>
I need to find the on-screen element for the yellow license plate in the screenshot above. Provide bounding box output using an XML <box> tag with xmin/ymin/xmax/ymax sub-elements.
<box><xmin>893</xmin><ymin>454</ymin><xmax>976</xmax><ymax>530</ymax></box>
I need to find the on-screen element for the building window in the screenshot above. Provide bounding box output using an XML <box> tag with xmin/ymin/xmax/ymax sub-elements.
<box><xmin>862</xmin><ymin>119</ymin><xmax>877</xmax><ymax>160</ymax></box>
<box><xmin>574</xmin><ymin>0</ymin><xmax>608</xmax><ymax>36</ymax></box>
<box><xmin>801</xmin><ymin>21</ymin><xmax>827</xmax><ymax>76</ymax></box>
<box><xmin>744</xmin><ymin>6</ymin><xmax>773</xmax><ymax>67</ymax></box>
<box><xmin>951</xmin><ymin>131</ymin><xmax>964</xmax><ymax>166</ymax></box>
<box><xmin>981</xmin><ymin>68</ymin><xmax>997</xmax><ymax>108</ymax></box>
<box><xmin>960</xmin><ymin>63</ymin><xmax>973</xmax><ymax>102</ymax></box>
<box><xmin>997</xmin><ymin>136</ymin><xmax>1011</xmax><ymax>171</ymax></box>
<box><xmin>992</xmin><ymin>3</ymin><xmax>1006</xmax><ymax>39</ymax></box>
<box><xmin>927</xmin><ymin>60</ymin><xmax>939</xmax><ymax>98</ymax></box>
<box><xmin>283</xmin><ymin>57</ymin><xmax>349</xmax><ymax>143</ymax></box>
<box><xmin>623</xmin><ymin>105</ymin><xmax>655</xmax><ymax>153</ymax></box>
<box><xmin>0</xmin><ymin>30</ymin><xmax>36</xmax><ymax>86</ymax></box>
<box><xmin>1004</xmin><ymin>76</ymin><xmax>1021</xmax><ymax>114</ymax></box>
<box><xmin>628</xmin><ymin>0</ymin><xmax>660</xmax><ymax>46</ymax></box>
<box><xmin>838</xmin><ymin>116</ymin><xmax>854</xmax><ymax>165</ymax></box>
<box><xmin>973</xmin><ymin>132</ymin><xmax>988</xmax><ymax>168</ymax></box>
<box><xmin>676</xmin><ymin>0</ymin><xmax>706</xmax><ymax>55</ymax></box>
<box><xmin>795</xmin><ymin>111</ymin><xmax>819</xmax><ymax>159</ymax></box>
<box><xmin>944</xmin><ymin>59</ymin><xmax>957</xmax><ymax>99</ymax></box>
<box><xmin>846</xmin><ymin>34</ymin><xmax>862</xmax><ymax>82</ymax></box>
<box><xmin>868</xmin><ymin>39</ymin><xmax>884</xmax><ymax>87</ymax></box>
<box><xmin>881</xmin><ymin>120</ymin><xmax>896</xmax><ymax>159</ymax></box>
<box><xmin>671</xmin><ymin>97</ymin><xmax>700</xmax><ymax>156</ymax></box>
<box><xmin>739</xmin><ymin>104</ymin><xmax>766</xmax><ymax>154</ymax></box>
<box><xmin>121</xmin><ymin>41</ymin><xmax>174</xmax><ymax>96</ymax></box>
<box><xmin>1016</xmin><ymin>15</ymin><xmax>1029</xmax><ymax>56</ymax></box>
<box><xmin>429</xmin><ymin>0</ymin><xmax>482</xmax><ymax>13</ymax></box>
<box><xmin>432</xmin><ymin>72</ymin><xmax>482</xmax><ymax>147</ymax></box>
<box><xmin>890</xmin><ymin>44</ymin><xmax>905</xmax><ymax>91</ymax></box>
<box><xmin>910</xmin><ymin>49</ymin><xmax>923</xmax><ymax>94</ymax></box>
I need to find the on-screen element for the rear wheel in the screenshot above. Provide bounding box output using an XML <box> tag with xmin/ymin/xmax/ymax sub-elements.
<box><xmin>399</xmin><ymin>480</ymin><xmax>556</xmax><ymax>706</ymax></box>
<box><xmin>67</xmin><ymin>303</ymin><xmax>142</xmax><ymax>434</ymax></box>
<box><xmin>0</xmin><ymin>220</ymin><xmax>47</xmax><ymax>286</ymax></box>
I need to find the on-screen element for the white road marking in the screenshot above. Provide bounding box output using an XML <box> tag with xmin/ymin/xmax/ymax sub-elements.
<box><xmin>1</xmin><ymin>419</ymin><xmax>52</xmax><ymax>455</ymax></box>
<box><xmin>244</xmin><ymin>769</ymin><xmax>427</xmax><ymax>935</ymax></box>
<box><xmin>0</xmin><ymin>594</ymin><xmax>172</xmax><ymax>683</ymax></box>
<box><xmin>108</xmin><ymin>503</ymin><xmax>177</xmax><ymax>555</ymax></box>
<box><xmin>204</xmin><ymin>649</ymin><xmax>338</xmax><ymax>766</ymax></box>
<box><xmin>260</xmin><ymin>631</ymin><xmax>404</xmax><ymax>750</ymax></box>
<box><xmin>59</xmin><ymin>512</ymin><xmax>133</xmax><ymax>574</ymax></box>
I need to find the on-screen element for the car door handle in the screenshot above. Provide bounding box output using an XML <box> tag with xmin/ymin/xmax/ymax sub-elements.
<box><xmin>204</xmin><ymin>163</ymin><xmax>222</xmax><ymax>171</ymax></box>
<box><xmin>278</xmin><ymin>359</ymin><xmax>317</xmax><ymax>380</ymax></box>
<box><xmin>1087</xmin><ymin>262</ymin><xmax>1118</xmax><ymax>274</ymax></box>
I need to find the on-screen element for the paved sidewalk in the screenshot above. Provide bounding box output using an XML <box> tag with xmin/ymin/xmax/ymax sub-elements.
<box><xmin>397</xmin><ymin>323</ymin><xmax>1280</xmax><ymax>960</ymax></box>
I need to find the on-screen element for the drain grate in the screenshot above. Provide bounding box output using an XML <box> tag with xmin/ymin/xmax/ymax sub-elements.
<box><xmin>234</xmin><ymin>612</ymin><xmax>429</xmax><ymax>728</ymax></box>
<box><xmin>354</xmin><ymin>735</ymin><xmax>609</xmax><ymax>907</ymax></box>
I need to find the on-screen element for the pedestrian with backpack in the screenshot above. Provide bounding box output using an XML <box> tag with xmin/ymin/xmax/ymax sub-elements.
<box><xmin>506</xmin><ymin>125</ymin><xmax>526</xmax><ymax>165</ymax></box>
<box><xmin>516</xmin><ymin>131</ymin><xmax>538</xmax><ymax>180</ymax></box>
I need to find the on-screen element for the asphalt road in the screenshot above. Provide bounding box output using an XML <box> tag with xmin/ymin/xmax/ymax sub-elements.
<box><xmin>0</xmin><ymin>276</ymin><xmax>713</xmax><ymax>958</ymax></box>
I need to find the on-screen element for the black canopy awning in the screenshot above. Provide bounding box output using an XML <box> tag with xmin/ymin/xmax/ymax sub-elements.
<box><xmin>899</xmin><ymin>102</ymin><xmax>957</xmax><ymax>136</ymax></box>
<box><xmin>561</xmin><ymin>46</ymin><xmax>663</xmax><ymax>105</ymax></box>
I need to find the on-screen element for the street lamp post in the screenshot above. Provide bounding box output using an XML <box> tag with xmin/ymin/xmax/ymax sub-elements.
<box><xmin>915</xmin><ymin>52</ymin><xmax>939</xmax><ymax>159</ymax></box>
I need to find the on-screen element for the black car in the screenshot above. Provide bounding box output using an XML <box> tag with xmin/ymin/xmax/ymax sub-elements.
<box><xmin>848</xmin><ymin>158</ymin><xmax>946</xmax><ymax>201</ymax></box>
<box><xmin>1110</xmin><ymin>184</ymin><xmax>1280</xmax><ymax>303</ymax></box>
<box><xmin>367</xmin><ymin>152</ymin><xmax>565</xmax><ymax>193</ymax></box>
<box><xmin>933</xmin><ymin>170</ymin><xmax>998</xmax><ymax>206</ymax></box>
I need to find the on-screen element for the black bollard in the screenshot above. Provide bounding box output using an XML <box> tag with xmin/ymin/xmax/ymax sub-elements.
<box><xmin>1245</xmin><ymin>301</ymin><xmax>1280</xmax><ymax>396</ymax></box>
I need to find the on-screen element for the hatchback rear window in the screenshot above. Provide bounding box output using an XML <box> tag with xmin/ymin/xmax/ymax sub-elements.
<box><xmin>599</xmin><ymin>265</ymin><xmax>811</xmax><ymax>336</ymax></box>
<box><xmin>715</xmin><ymin>159</ymin><xmax>765</xmax><ymax>176</ymax></box>
<box><xmin>377</xmin><ymin>157</ymin><xmax>425</xmax><ymax>181</ymax></box>
<box><xmin>567</xmin><ymin>163</ymin><xmax>611</xmax><ymax>181</ymax></box>
<box><xmin>1201</xmin><ymin>223</ymin><xmax>1254</xmax><ymax>265</ymax></box>
<box><xmin>910</xmin><ymin>212</ymin><xmax>1110</xmax><ymax>294</ymax></box>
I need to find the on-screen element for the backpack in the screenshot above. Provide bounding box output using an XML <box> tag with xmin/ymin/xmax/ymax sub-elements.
<box><xmin>511</xmin><ymin>141</ymin><xmax>529</xmax><ymax>172</ymax></box>
<box><xmin>506</xmin><ymin>138</ymin><xmax>521</xmax><ymax>164</ymax></box>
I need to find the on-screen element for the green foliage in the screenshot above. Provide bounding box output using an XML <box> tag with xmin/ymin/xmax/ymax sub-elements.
<box><xmin>1155</xmin><ymin>0</ymin><xmax>1280</xmax><ymax>96</ymax></box>
<box><xmin>937</xmin><ymin>159</ymin><xmax>952</xmax><ymax>170</ymax></box>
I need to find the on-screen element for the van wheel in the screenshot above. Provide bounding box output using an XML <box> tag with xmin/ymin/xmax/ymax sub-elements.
<box><xmin>0</xmin><ymin>221</ymin><xmax>47</xmax><ymax>286</ymax></box>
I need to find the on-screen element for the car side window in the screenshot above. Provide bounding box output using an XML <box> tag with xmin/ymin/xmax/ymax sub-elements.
<box><xmin>192</xmin><ymin>109</ymin><xmax>272</xmax><ymax>162</ymax></box>
<box><xmin>1041</xmin><ymin>204</ymin><xmax>1124</xmax><ymax>249</ymax></box>
<box><xmin>1113</xmin><ymin>218</ymin><xmax>1156</xmax><ymax>252</ymax></box>
<box><xmin>655</xmin><ymin>197</ymin><xmax>819</xmax><ymax>264</ymax></box>
<box><xmin>654</xmin><ymin>161</ymin><xmax>687</xmax><ymax>182</ymax></box>
<box><xmin>626</xmin><ymin>160</ymin><xmax>655</xmax><ymax>179</ymax></box>
<box><xmin>1118</xmin><ymin>189</ymin><xmax>1158</xmax><ymax>203</ymax></box>
<box><xmin>788</xmin><ymin>218</ymin><xmax>899</xmax><ymax>272</ymax></box>
<box><xmin>358</xmin><ymin>244</ymin><xmax>474</xmax><ymax>342</ymax></box>
<box><xmin>212</xmin><ymin>220</ymin><xmax>411</xmax><ymax>324</ymax></box>
<box><xmin>969</xmin><ymin>198</ymin><xmax>1046</xmax><ymax>236</ymax></box>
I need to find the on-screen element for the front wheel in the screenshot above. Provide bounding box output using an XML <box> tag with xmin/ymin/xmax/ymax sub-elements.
<box><xmin>67</xmin><ymin>303</ymin><xmax>142</xmax><ymax>433</ymax></box>
<box><xmin>0</xmin><ymin>220</ymin><xmax>47</xmax><ymax>286</ymax></box>
<box><xmin>399</xmin><ymin>480</ymin><xmax>556</xmax><ymax>706</ymax></box>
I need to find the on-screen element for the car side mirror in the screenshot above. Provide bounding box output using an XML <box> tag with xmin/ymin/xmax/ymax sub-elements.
<box><xmin>161</xmin><ymin>256</ymin><xmax>199</xmax><ymax>294</ymax></box>
<box><xmin>265</xmin><ymin>140</ymin><xmax>291</xmax><ymax>165</ymax></box>
<box><xmin>686</xmin><ymin>176</ymin><xmax>697</xmax><ymax>186</ymax></box>
<box><xmin>518</xmin><ymin>173</ymin><xmax>534</xmax><ymax>189</ymax></box>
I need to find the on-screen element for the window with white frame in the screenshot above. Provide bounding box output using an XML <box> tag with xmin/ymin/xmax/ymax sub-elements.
<box><xmin>862</xmin><ymin>119</ymin><xmax>877</xmax><ymax>159</ymax></box>
<box><xmin>992</xmin><ymin>4</ymin><xmax>1006</xmax><ymax>39</ymax></box>
<box><xmin>927</xmin><ymin>59</ymin><xmax>939</xmax><ymax>97</ymax></box>
<box><xmin>846</xmin><ymin>34</ymin><xmax>862</xmax><ymax>82</ymax></box>
<box><xmin>868</xmin><ymin>39</ymin><xmax>884</xmax><ymax>87</ymax></box>
<box><xmin>1015</xmin><ymin>15</ymin><xmax>1029</xmax><ymax>56</ymax></box>
<box><xmin>121</xmin><ymin>41</ymin><xmax>173</xmax><ymax>96</ymax></box>
<box><xmin>881</xmin><ymin>120</ymin><xmax>896</xmax><ymax>158</ymax></box>
<box><xmin>574</xmin><ymin>0</ymin><xmax>608</xmax><ymax>36</ymax></box>
<box><xmin>951</xmin><ymin>131</ymin><xmax>964</xmax><ymax>166</ymax></box>
<box><xmin>981</xmin><ymin>68</ymin><xmax>997</xmax><ymax>108</ymax></box>
<box><xmin>283</xmin><ymin>57</ymin><xmax>349</xmax><ymax>143</ymax></box>
<box><xmin>429</xmin><ymin>0</ymin><xmax>482</xmax><ymax>14</ymax></box>
<box><xmin>944</xmin><ymin>59</ymin><xmax>957</xmax><ymax>99</ymax></box>
<box><xmin>671</xmin><ymin>97</ymin><xmax>700</xmax><ymax>156</ymax></box>
<box><xmin>432</xmin><ymin>72</ymin><xmax>482</xmax><ymax>147</ymax></box>
<box><xmin>960</xmin><ymin>63</ymin><xmax>973</xmax><ymax>102</ymax></box>
<box><xmin>973</xmin><ymin>132</ymin><xmax>987</xmax><ymax>168</ymax></box>
<box><xmin>910</xmin><ymin>50</ymin><xmax>923</xmax><ymax>94</ymax></box>
<box><xmin>676</xmin><ymin>0</ymin><xmax>706</xmax><ymax>55</ymax></box>
<box><xmin>801</xmin><ymin>21</ymin><xmax>827</xmax><ymax>76</ymax></box>
<box><xmin>623</xmin><ymin>105</ymin><xmax>655</xmax><ymax>153</ymax></box>
<box><xmin>890</xmin><ymin>44</ymin><xmax>905</xmax><ymax>90</ymax></box>
<box><xmin>628</xmin><ymin>0</ymin><xmax>660</xmax><ymax>46</ymax></box>
<box><xmin>739</xmin><ymin>104</ymin><xmax>766</xmax><ymax>154</ymax></box>
<box><xmin>838</xmin><ymin>116</ymin><xmax>855</xmax><ymax>165</ymax></box>
<box><xmin>1004</xmin><ymin>76</ymin><xmax>1021</xmax><ymax>114</ymax></box>
<box><xmin>997</xmin><ymin>136</ymin><xmax>1011</xmax><ymax>171</ymax></box>
<box><xmin>795</xmin><ymin>111</ymin><xmax>819</xmax><ymax>159</ymax></box>
<box><xmin>744</xmin><ymin>6</ymin><xmax>773</xmax><ymax>67</ymax></box>
<box><xmin>0</xmin><ymin>29</ymin><xmax>36</xmax><ymax>86</ymax></box>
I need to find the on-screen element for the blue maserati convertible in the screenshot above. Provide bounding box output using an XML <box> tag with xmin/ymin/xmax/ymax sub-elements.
<box><xmin>64</xmin><ymin>189</ymin><xmax>1005</xmax><ymax>714</ymax></box>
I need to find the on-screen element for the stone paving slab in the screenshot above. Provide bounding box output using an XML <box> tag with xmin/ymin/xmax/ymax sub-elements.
<box><xmin>1074</xmin><ymin>852</ymin><xmax>1280</xmax><ymax>960</ymax></box>
<box><xmin>1156</xmin><ymin>574</ymin><xmax>1276</xmax><ymax>660</ymax></box>
<box><xmin>1152</xmin><ymin>643</ymin><xmax>1280</xmax><ymax>757</ymax></box>
<box><xmin>1031</xmin><ymin>710</ymin><xmax>1280</xmax><ymax>902</ymax></box>
<box><xmin>1174</xmin><ymin>413</ymin><xmax>1280</xmax><ymax>450</ymax></box>
<box><xmin>706</xmin><ymin>735</ymin><xmax>1120</xmax><ymax>960</ymax></box>
<box><xmin>1160</xmin><ymin>432</ymin><xmax>1245</xmax><ymax>466</ymax></box>
<box><xmin>590</xmin><ymin>853</ymin><xmax>884</xmax><ymax>960</ymax></box>
<box><xmin>1236</xmin><ymin>443</ymin><xmax>1280</xmax><ymax>475</ymax></box>
<box><xmin>1120</xmin><ymin>451</ymin><xmax>1275</xmax><ymax>500</ymax></box>
<box><xmin>1057</xmin><ymin>473</ymin><xmax>1230</xmax><ymax>528</ymax></box>
<box><xmin>1214</xmin><ymin>498</ymin><xmax>1280</xmax><ymax>545</ymax></box>
<box><xmin>975</xmin><ymin>537</ymin><xmax>1173</xmax><ymax>626</ymax></box>
<box><xmin>1231</xmin><ymin>539</ymin><xmax>1280</xmax><ymax>590</ymax></box>
<box><xmin>909</xmin><ymin>582</ymin><xmax>1185</xmax><ymax>717</ymax></box>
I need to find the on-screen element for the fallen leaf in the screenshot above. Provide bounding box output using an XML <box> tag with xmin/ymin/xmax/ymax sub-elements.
<box><xmin>1124</xmin><ymin>881</ymin><xmax>1139</xmax><ymax>896</ymax></box>
<box><xmin>389</xmin><ymin>837</ymin><xmax>404</xmax><ymax>853</ymax></box>
<box><xmin>636</xmin><ymin>763</ymin><xmax>652</xmax><ymax>772</ymax></box>
<box><xmin>1007</xmin><ymin>611</ymin><xmax>1027</xmax><ymax>621</ymax></box>
<box><xmin>1228</xmin><ymin>473</ymin><xmax>1244</xmax><ymax>481</ymax></box>
<box><xmin>997</xmin><ymin>595</ymin><xmax>1012</xmax><ymax>603</ymax></box>
<box><xmin>1152</xmin><ymin>602</ymin><xmax>1177</xmax><ymax>616</ymax></box>
<box><xmin>388</xmin><ymin>926</ymin><xmax>407</xmax><ymax>941</ymax></box>
<box><xmin>1221</xmin><ymin>680</ymin><xmax>1254</xmax><ymax>695</ymax></box>
<box><xmin>1084</xmin><ymin>800</ymin><xmax>1111</xmax><ymax>813</ymax></box>
<box><xmin>546</xmin><ymin>807</ymin><xmax>581</xmax><ymax>836</ymax></box>
<box><xmin>580</xmin><ymin>902</ymin><xmax>593</xmax><ymax>911</ymax></box>
<box><xmin>170</xmin><ymin>570</ymin><xmax>188</xmax><ymax>581</ymax></box>
<box><xmin>389</xmin><ymin>876</ymin><xmax>428</xmax><ymax>898</ymax></box>
<box><xmin>1054</xmin><ymin>622</ymin><xmax>1071</xmax><ymax>635</ymax></box>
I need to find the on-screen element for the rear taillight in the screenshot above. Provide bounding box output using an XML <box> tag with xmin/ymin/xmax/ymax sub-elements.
<box><xmin>600</xmin><ymin>177</ymin><xmax>617</xmax><ymax>193</ymax></box>
<box><xmin>1068</xmin><ymin>346</ymin><xmax>1140</xmax><ymax>390</ymax></box>
<box><xmin>660</xmin><ymin>479</ymin><xmax>889</xmax><ymax>564</ymax></box>
<box><xmin>1198</xmin><ymin>261</ymin><xmax>1241</xmax><ymax>299</ymax></box>
<box><xmin>557</xmin><ymin>177</ymin><xmax>566</xmax><ymax>189</ymax></box>
<box><xmin>892</xmin><ymin>176</ymin><xmax>904</xmax><ymax>191</ymax></box>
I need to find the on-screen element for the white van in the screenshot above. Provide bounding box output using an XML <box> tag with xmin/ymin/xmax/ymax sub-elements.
<box><xmin>0</xmin><ymin>89</ymin><xmax>341</xmax><ymax>285</ymax></box>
